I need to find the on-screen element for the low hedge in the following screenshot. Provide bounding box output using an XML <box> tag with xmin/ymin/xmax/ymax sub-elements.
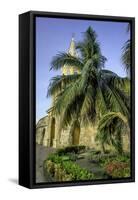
<box><xmin>56</xmin><ymin>145</ymin><xmax>86</xmax><ymax>156</ymax></box>
<box><xmin>44</xmin><ymin>154</ymin><xmax>94</xmax><ymax>181</ymax></box>
<box><xmin>89</xmin><ymin>152</ymin><xmax>130</xmax><ymax>164</ymax></box>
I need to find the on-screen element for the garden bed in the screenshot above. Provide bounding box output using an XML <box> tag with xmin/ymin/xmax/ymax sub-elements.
<box><xmin>44</xmin><ymin>153</ymin><xmax>95</xmax><ymax>181</ymax></box>
<box><xmin>88</xmin><ymin>151</ymin><xmax>131</xmax><ymax>178</ymax></box>
<box><xmin>43</xmin><ymin>145</ymin><xmax>131</xmax><ymax>181</ymax></box>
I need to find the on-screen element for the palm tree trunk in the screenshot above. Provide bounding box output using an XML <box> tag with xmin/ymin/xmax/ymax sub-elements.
<box><xmin>116</xmin><ymin>132</ymin><xmax>123</xmax><ymax>155</ymax></box>
<box><xmin>101</xmin><ymin>143</ymin><xmax>106</xmax><ymax>154</ymax></box>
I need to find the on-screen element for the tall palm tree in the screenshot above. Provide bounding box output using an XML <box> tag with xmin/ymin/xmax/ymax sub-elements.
<box><xmin>47</xmin><ymin>27</ymin><xmax>129</xmax><ymax>138</ymax></box>
<box><xmin>96</xmin><ymin>112</ymin><xmax>130</xmax><ymax>154</ymax></box>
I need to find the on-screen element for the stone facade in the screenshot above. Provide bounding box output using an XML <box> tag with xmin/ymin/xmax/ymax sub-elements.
<box><xmin>36</xmin><ymin>111</ymin><xmax>98</xmax><ymax>149</ymax></box>
<box><xmin>36</xmin><ymin>112</ymin><xmax>129</xmax><ymax>150</ymax></box>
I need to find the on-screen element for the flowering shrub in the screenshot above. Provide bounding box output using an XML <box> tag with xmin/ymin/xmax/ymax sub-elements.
<box><xmin>105</xmin><ymin>161</ymin><xmax>130</xmax><ymax>178</ymax></box>
<box><xmin>88</xmin><ymin>152</ymin><xmax>130</xmax><ymax>178</ymax></box>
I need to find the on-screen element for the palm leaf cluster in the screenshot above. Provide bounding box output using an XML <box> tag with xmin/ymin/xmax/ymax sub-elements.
<box><xmin>121</xmin><ymin>24</ymin><xmax>131</xmax><ymax>76</ymax></box>
<box><xmin>122</xmin><ymin>40</ymin><xmax>130</xmax><ymax>75</ymax></box>
<box><xmin>96</xmin><ymin>112</ymin><xmax>129</xmax><ymax>154</ymax></box>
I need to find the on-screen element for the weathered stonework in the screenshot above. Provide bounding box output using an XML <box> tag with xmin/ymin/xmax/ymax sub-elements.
<box><xmin>36</xmin><ymin>115</ymin><xmax>97</xmax><ymax>149</ymax></box>
<box><xmin>36</xmin><ymin>113</ymin><xmax>129</xmax><ymax>151</ymax></box>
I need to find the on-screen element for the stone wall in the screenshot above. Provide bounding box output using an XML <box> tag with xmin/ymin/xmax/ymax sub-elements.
<box><xmin>36</xmin><ymin>114</ymin><xmax>130</xmax><ymax>152</ymax></box>
<box><xmin>59</xmin><ymin>129</ymin><xmax>70</xmax><ymax>147</ymax></box>
<box><xmin>79</xmin><ymin>126</ymin><xmax>98</xmax><ymax>148</ymax></box>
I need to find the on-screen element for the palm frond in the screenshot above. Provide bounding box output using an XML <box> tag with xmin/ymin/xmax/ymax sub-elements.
<box><xmin>101</xmin><ymin>82</ymin><xmax>130</xmax><ymax>119</ymax></box>
<box><xmin>76</xmin><ymin>42</ymin><xmax>89</xmax><ymax>62</ymax></box>
<box><xmin>101</xmin><ymin>69</ymin><xmax>130</xmax><ymax>89</ymax></box>
<box><xmin>76</xmin><ymin>27</ymin><xmax>107</xmax><ymax>69</ymax></box>
<box><xmin>84</xmin><ymin>26</ymin><xmax>97</xmax><ymax>44</ymax></box>
<box><xmin>50</xmin><ymin>52</ymin><xmax>83</xmax><ymax>70</ymax></box>
<box><xmin>96</xmin><ymin>112</ymin><xmax>129</xmax><ymax>154</ymax></box>
<box><xmin>47</xmin><ymin>74</ymin><xmax>80</xmax><ymax>97</ymax></box>
<box><xmin>54</xmin><ymin>78</ymin><xmax>81</xmax><ymax>115</ymax></box>
<box><xmin>121</xmin><ymin>40</ymin><xmax>130</xmax><ymax>75</ymax></box>
<box><xmin>80</xmin><ymin>85</ymin><xmax>96</xmax><ymax>125</ymax></box>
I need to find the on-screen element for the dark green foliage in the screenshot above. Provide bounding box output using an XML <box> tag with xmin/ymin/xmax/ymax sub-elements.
<box><xmin>88</xmin><ymin>151</ymin><xmax>130</xmax><ymax>163</ymax></box>
<box><xmin>47</xmin><ymin>74</ymin><xmax>80</xmax><ymax>97</ymax></box>
<box><xmin>96</xmin><ymin>112</ymin><xmax>129</xmax><ymax>154</ymax></box>
<box><xmin>56</xmin><ymin>145</ymin><xmax>86</xmax><ymax>155</ymax></box>
<box><xmin>66</xmin><ymin>153</ymin><xmax>78</xmax><ymax>161</ymax></box>
<box><xmin>50</xmin><ymin>53</ymin><xmax>83</xmax><ymax>71</ymax></box>
<box><xmin>122</xmin><ymin>40</ymin><xmax>130</xmax><ymax>75</ymax></box>
<box><xmin>121</xmin><ymin>24</ymin><xmax>131</xmax><ymax>76</ymax></box>
<box><xmin>88</xmin><ymin>152</ymin><xmax>115</xmax><ymax>163</ymax></box>
<box><xmin>98</xmin><ymin>154</ymin><xmax>130</xmax><ymax>167</ymax></box>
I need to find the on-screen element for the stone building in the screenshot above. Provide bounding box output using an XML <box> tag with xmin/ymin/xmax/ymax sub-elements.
<box><xmin>36</xmin><ymin>37</ymin><xmax>129</xmax><ymax>151</ymax></box>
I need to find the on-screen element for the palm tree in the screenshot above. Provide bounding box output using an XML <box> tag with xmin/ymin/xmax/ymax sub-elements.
<box><xmin>121</xmin><ymin>24</ymin><xmax>131</xmax><ymax>76</ymax></box>
<box><xmin>47</xmin><ymin>27</ymin><xmax>129</xmax><ymax>143</ymax></box>
<box><xmin>96</xmin><ymin>112</ymin><xmax>130</xmax><ymax>154</ymax></box>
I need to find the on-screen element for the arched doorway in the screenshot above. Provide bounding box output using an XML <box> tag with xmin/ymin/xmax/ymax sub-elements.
<box><xmin>50</xmin><ymin>118</ymin><xmax>55</xmax><ymax>147</ymax></box>
<box><xmin>40</xmin><ymin>128</ymin><xmax>45</xmax><ymax>145</ymax></box>
<box><xmin>72</xmin><ymin>122</ymin><xmax>80</xmax><ymax>145</ymax></box>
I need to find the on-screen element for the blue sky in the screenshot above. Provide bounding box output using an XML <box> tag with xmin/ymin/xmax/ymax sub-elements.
<box><xmin>36</xmin><ymin>17</ymin><xmax>130</xmax><ymax>122</ymax></box>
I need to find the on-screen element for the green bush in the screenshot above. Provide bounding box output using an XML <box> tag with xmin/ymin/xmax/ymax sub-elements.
<box><xmin>62</xmin><ymin>161</ymin><xmax>94</xmax><ymax>180</ymax></box>
<box><xmin>44</xmin><ymin>154</ymin><xmax>94</xmax><ymax>181</ymax></box>
<box><xmin>66</xmin><ymin>152</ymin><xmax>78</xmax><ymax>161</ymax></box>
<box><xmin>56</xmin><ymin>145</ymin><xmax>86</xmax><ymax>156</ymax></box>
<box><xmin>47</xmin><ymin>153</ymin><xmax>62</xmax><ymax>163</ymax></box>
<box><xmin>99</xmin><ymin>154</ymin><xmax>130</xmax><ymax>167</ymax></box>
<box><xmin>114</xmin><ymin>154</ymin><xmax>130</xmax><ymax>163</ymax></box>
<box><xmin>88</xmin><ymin>152</ymin><xmax>115</xmax><ymax>163</ymax></box>
<box><xmin>93</xmin><ymin>150</ymin><xmax>101</xmax><ymax>155</ymax></box>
